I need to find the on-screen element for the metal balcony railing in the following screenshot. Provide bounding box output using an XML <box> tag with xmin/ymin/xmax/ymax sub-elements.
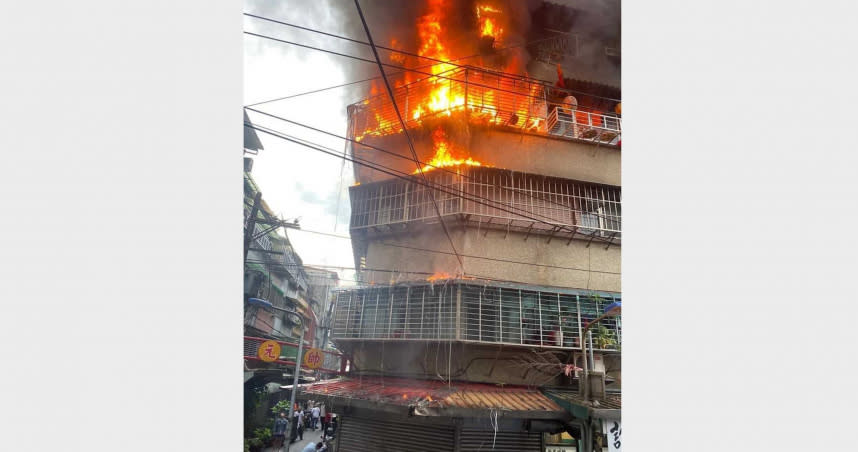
<box><xmin>330</xmin><ymin>282</ymin><xmax>621</xmax><ymax>352</ymax></box>
<box><xmin>349</xmin><ymin>166</ymin><xmax>621</xmax><ymax>243</ymax></box>
<box><xmin>545</xmin><ymin>106</ymin><xmax>621</xmax><ymax>143</ymax></box>
<box><xmin>348</xmin><ymin>66</ymin><xmax>621</xmax><ymax>146</ymax></box>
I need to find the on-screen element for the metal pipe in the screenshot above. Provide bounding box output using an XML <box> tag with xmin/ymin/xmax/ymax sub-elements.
<box><xmin>588</xmin><ymin>330</ymin><xmax>595</xmax><ymax>370</ymax></box>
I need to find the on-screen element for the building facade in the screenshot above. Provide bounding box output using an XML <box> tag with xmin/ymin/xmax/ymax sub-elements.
<box><xmin>303</xmin><ymin>61</ymin><xmax>621</xmax><ymax>452</ymax></box>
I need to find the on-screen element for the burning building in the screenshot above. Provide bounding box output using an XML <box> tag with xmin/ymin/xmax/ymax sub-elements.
<box><xmin>303</xmin><ymin>1</ymin><xmax>621</xmax><ymax>451</ymax></box>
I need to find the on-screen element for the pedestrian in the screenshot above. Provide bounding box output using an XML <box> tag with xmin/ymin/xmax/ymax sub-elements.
<box><xmin>301</xmin><ymin>441</ymin><xmax>324</xmax><ymax>452</ymax></box>
<box><xmin>329</xmin><ymin>414</ymin><xmax>338</xmax><ymax>436</ymax></box>
<box><xmin>322</xmin><ymin>410</ymin><xmax>332</xmax><ymax>436</ymax></box>
<box><xmin>311</xmin><ymin>404</ymin><xmax>321</xmax><ymax>430</ymax></box>
<box><xmin>272</xmin><ymin>412</ymin><xmax>288</xmax><ymax>451</ymax></box>
<box><xmin>292</xmin><ymin>408</ymin><xmax>305</xmax><ymax>442</ymax></box>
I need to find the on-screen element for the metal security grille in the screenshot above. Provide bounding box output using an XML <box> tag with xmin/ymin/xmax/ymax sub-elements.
<box><xmin>349</xmin><ymin>166</ymin><xmax>621</xmax><ymax>243</ymax></box>
<box><xmin>331</xmin><ymin>284</ymin><xmax>457</xmax><ymax>340</ymax></box>
<box><xmin>349</xmin><ymin>65</ymin><xmax>620</xmax><ymax>145</ymax></box>
<box><xmin>459</xmin><ymin>429</ymin><xmax>543</xmax><ymax>452</ymax></box>
<box><xmin>331</xmin><ymin>282</ymin><xmax>621</xmax><ymax>351</ymax></box>
<box><xmin>337</xmin><ymin>417</ymin><xmax>454</xmax><ymax>452</ymax></box>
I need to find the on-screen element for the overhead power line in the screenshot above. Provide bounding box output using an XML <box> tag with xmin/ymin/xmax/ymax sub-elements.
<box><xmin>243</xmin><ymin>30</ymin><xmax>618</xmax><ymax>107</ymax></box>
<box><xmin>244</xmin><ymin>32</ymin><xmax>566</xmax><ymax>108</ymax></box>
<box><xmin>245</xmin><ymin>76</ymin><xmax>379</xmax><ymax>107</ymax></box>
<box><xmin>353</xmin><ymin>0</ymin><xmax>465</xmax><ymax>274</ymax></box>
<box><xmin>245</xmin><ymin>121</ymin><xmax>594</xmax><ymax>238</ymax></box>
<box><xmin>245</xmin><ymin>107</ymin><xmax>621</xmax><ymax>225</ymax></box>
<box><xmin>245</xmin><ymin>122</ymin><xmax>585</xmax><ymax>236</ymax></box>
<box><xmin>243</xmin><ymin>13</ymin><xmax>621</xmax><ymax>103</ymax></box>
<box><xmin>249</xmin><ymin>233</ymin><xmax>620</xmax><ymax>275</ymax></box>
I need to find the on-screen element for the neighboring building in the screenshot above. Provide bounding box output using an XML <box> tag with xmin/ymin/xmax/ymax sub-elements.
<box><xmin>303</xmin><ymin>50</ymin><xmax>621</xmax><ymax>452</ymax></box>
<box><xmin>243</xmin><ymin>159</ymin><xmax>317</xmax><ymax>385</ymax></box>
<box><xmin>303</xmin><ymin>266</ymin><xmax>340</xmax><ymax>350</ymax></box>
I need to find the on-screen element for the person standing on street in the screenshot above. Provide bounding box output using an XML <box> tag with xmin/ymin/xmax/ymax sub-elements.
<box><xmin>321</xmin><ymin>408</ymin><xmax>331</xmax><ymax>436</ymax></box>
<box><xmin>311</xmin><ymin>404</ymin><xmax>321</xmax><ymax>430</ymax></box>
<box><xmin>291</xmin><ymin>408</ymin><xmax>305</xmax><ymax>443</ymax></box>
<box><xmin>272</xmin><ymin>412</ymin><xmax>288</xmax><ymax>450</ymax></box>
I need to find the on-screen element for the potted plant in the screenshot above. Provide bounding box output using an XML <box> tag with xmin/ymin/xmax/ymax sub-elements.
<box><xmin>593</xmin><ymin>324</ymin><xmax>618</xmax><ymax>349</ymax></box>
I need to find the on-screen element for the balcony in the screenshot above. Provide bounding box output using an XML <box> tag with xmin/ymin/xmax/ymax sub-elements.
<box><xmin>330</xmin><ymin>281</ymin><xmax>621</xmax><ymax>352</ymax></box>
<box><xmin>348</xmin><ymin>65</ymin><xmax>621</xmax><ymax>146</ymax></box>
<box><xmin>349</xmin><ymin>166</ymin><xmax>621</xmax><ymax>244</ymax></box>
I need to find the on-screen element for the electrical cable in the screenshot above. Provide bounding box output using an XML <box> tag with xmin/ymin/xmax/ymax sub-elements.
<box><xmin>243</xmin><ymin>13</ymin><xmax>621</xmax><ymax>103</ymax></box>
<box><xmin>352</xmin><ymin>0</ymin><xmax>465</xmax><ymax>274</ymax></box>
<box><xmin>243</xmin><ymin>30</ymin><xmax>617</xmax><ymax>107</ymax></box>
<box><xmin>246</xmin><ymin>76</ymin><xmax>379</xmax><ymax>107</ymax></box>
<box><xmin>245</xmin><ymin>106</ymin><xmax>622</xmax><ymax>225</ymax></box>
<box><xmin>245</xmin><ymin>121</ymin><xmax>612</xmax><ymax>238</ymax></box>
<box><xmin>245</xmin><ymin>30</ymin><xmax>570</xmax><ymax>108</ymax></box>
<box><xmin>251</xmin><ymin>233</ymin><xmax>621</xmax><ymax>274</ymax></box>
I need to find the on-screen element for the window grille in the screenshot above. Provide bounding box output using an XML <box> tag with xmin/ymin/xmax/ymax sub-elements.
<box><xmin>349</xmin><ymin>167</ymin><xmax>621</xmax><ymax>241</ymax></box>
<box><xmin>331</xmin><ymin>282</ymin><xmax>621</xmax><ymax>351</ymax></box>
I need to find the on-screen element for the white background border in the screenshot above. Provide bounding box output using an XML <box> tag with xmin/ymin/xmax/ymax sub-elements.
<box><xmin>2</xmin><ymin>1</ymin><xmax>856</xmax><ymax>451</ymax></box>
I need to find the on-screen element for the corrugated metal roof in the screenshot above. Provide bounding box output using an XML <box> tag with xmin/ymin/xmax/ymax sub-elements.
<box><xmin>302</xmin><ymin>377</ymin><xmax>563</xmax><ymax>413</ymax></box>
<box><xmin>543</xmin><ymin>389</ymin><xmax>621</xmax><ymax>409</ymax></box>
<box><xmin>542</xmin><ymin>388</ymin><xmax>621</xmax><ymax>420</ymax></box>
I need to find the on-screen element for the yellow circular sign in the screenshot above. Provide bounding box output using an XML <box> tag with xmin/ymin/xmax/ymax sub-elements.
<box><xmin>303</xmin><ymin>348</ymin><xmax>324</xmax><ymax>369</ymax></box>
<box><xmin>257</xmin><ymin>340</ymin><xmax>281</xmax><ymax>362</ymax></box>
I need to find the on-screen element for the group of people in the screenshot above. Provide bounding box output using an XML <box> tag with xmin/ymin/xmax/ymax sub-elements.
<box><xmin>271</xmin><ymin>400</ymin><xmax>338</xmax><ymax>451</ymax></box>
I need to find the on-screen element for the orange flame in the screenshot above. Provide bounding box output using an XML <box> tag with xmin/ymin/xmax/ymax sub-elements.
<box><xmin>356</xmin><ymin>0</ymin><xmax>540</xmax><ymax>141</ymax></box>
<box><xmin>426</xmin><ymin>395</ymin><xmax>433</xmax><ymax>402</ymax></box>
<box><xmin>476</xmin><ymin>4</ymin><xmax>504</xmax><ymax>43</ymax></box>
<box><xmin>402</xmin><ymin>394</ymin><xmax>408</xmax><ymax>400</ymax></box>
<box><xmin>427</xmin><ymin>271</ymin><xmax>453</xmax><ymax>281</ymax></box>
<box><xmin>414</xmin><ymin>128</ymin><xmax>481</xmax><ymax>174</ymax></box>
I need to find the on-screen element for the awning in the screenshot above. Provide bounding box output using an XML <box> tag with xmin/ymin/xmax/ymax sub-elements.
<box><xmin>542</xmin><ymin>389</ymin><xmax>621</xmax><ymax>421</ymax></box>
<box><xmin>301</xmin><ymin>377</ymin><xmax>566</xmax><ymax>419</ymax></box>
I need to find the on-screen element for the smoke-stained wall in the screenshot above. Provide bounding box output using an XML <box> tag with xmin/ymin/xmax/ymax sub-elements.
<box><xmin>359</xmin><ymin>226</ymin><xmax>620</xmax><ymax>293</ymax></box>
<box><xmin>353</xmin><ymin>127</ymin><xmax>621</xmax><ymax>186</ymax></box>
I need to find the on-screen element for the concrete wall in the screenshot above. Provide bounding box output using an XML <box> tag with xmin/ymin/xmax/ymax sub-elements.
<box><xmin>345</xmin><ymin>341</ymin><xmax>578</xmax><ymax>387</ymax></box>
<box><xmin>360</xmin><ymin>225</ymin><xmax>620</xmax><ymax>293</ymax></box>
<box><xmin>354</xmin><ymin>126</ymin><xmax>620</xmax><ymax>186</ymax></box>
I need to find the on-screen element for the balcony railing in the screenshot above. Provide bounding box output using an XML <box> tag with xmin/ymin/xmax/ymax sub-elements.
<box><xmin>330</xmin><ymin>282</ymin><xmax>621</xmax><ymax>352</ymax></box>
<box><xmin>350</xmin><ymin>166</ymin><xmax>621</xmax><ymax>243</ymax></box>
<box><xmin>349</xmin><ymin>66</ymin><xmax>620</xmax><ymax>145</ymax></box>
<box><xmin>546</xmin><ymin>106</ymin><xmax>621</xmax><ymax>143</ymax></box>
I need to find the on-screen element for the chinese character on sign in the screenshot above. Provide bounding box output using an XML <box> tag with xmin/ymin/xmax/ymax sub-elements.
<box><xmin>303</xmin><ymin>348</ymin><xmax>323</xmax><ymax>369</ymax></box>
<box><xmin>607</xmin><ymin>420</ymin><xmax>621</xmax><ymax>452</ymax></box>
<box><xmin>257</xmin><ymin>340</ymin><xmax>281</xmax><ymax>363</ymax></box>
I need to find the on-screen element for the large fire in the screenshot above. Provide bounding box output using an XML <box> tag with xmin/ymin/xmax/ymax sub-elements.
<box><xmin>476</xmin><ymin>4</ymin><xmax>504</xmax><ymax>43</ymax></box>
<box><xmin>414</xmin><ymin>127</ymin><xmax>481</xmax><ymax>174</ymax></box>
<box><xmin>357</xmin><ymin>1</ymin><xmax>545</xmax><ymax>154</ymax></box>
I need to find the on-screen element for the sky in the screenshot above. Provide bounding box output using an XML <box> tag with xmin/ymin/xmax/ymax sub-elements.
<box><xmin>243</xmin><ymin>0</ymin><xmax>381</xmax><ymax>284</ymax></box>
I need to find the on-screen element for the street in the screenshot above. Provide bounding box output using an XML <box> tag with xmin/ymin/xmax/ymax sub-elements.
<box><xmin>265</xmin><ymin>426</ymin><xmax>328</xmax><ymax>452</ymax></box>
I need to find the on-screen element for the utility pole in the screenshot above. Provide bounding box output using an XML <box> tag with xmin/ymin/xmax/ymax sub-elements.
<box><xmin>285</xmin><ymin>325</ymin><xmax>305</xmax><ymax>452</ymax></box>
<box><xmin>244</xmin><ymin>191</ymin><xmax>263</xmax><ymax>263</ymax></box>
